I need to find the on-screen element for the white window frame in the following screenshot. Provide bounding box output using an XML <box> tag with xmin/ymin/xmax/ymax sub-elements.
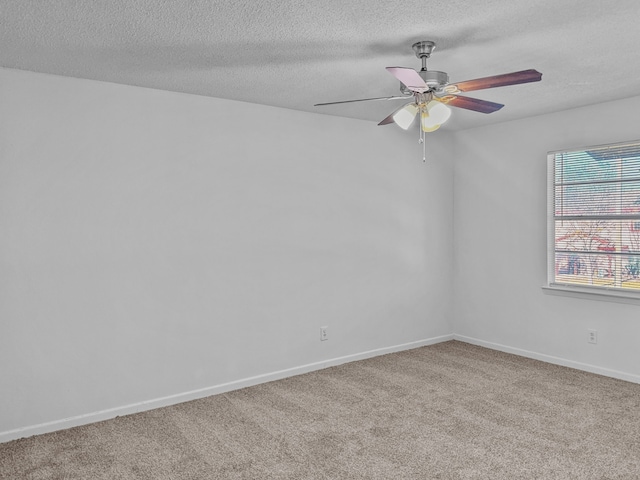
<box><xmin>546</xmin><ymin>140</ymin><xmax>640</xmax><ymax>301</ymax></box>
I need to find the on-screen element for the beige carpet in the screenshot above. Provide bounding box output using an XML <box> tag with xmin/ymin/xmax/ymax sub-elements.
<box><xmin>2</xmin><ymin>341</ymin><xmax>640</xmax><ymax>479</ymax></box>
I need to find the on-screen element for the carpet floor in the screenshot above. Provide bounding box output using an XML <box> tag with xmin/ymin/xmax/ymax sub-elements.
<box><xmin>1</xmin><ymin>340</ymin><xmax>639</xmax><ymax>479</ymax></box>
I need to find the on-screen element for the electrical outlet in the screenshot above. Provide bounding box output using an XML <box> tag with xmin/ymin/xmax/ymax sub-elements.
<box><xmin>588</xmin><ymin>329</ymin><xmax>598</xmax><ymax>344</ymax></box>
<box><xmin>320</xmin><ymin>326</ymin><xmax>328</xmax><ymax>341</ymax></box>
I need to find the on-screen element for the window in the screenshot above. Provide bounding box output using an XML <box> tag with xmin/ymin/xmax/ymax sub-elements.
<box><xmin>548</xmin><ymin>141</ymin><xmax>640</xmax><ymax>296</ymax></box>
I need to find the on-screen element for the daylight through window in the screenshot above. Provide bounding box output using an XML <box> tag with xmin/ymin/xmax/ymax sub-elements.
<box><xmin>548</xmin><ymin>141</ymin><xmax>640</xmax><ymax>294</ymax></box>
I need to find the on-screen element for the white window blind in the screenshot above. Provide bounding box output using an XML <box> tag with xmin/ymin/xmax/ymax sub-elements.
<box><xmin>548</xmin><ymin>141</ymin><xmax>640</xmax><ymax>294</ymax></box>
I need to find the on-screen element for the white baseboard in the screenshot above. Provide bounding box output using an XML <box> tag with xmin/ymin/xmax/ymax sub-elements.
<box><xmin>0</xmin><ymin>334</ymin><xmax>453</xmax><ymax>444</ymax></box>
<box><xmin>453</xmin><ymin>334</ymin><xmax>640</xmax><ymax>385</ymax></box>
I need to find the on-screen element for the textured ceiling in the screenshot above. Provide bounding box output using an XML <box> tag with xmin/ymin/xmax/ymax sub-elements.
<box><xmin>2</xmin><ymin>0</ymin><xmax>640</xmax><ymax>131</ymax></box>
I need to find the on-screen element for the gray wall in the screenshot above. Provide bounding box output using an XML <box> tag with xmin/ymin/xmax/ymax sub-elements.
<box><xmin>0</xmin><ymin>68</ymin><xmax>454</xmax><ymax>440</ymax></box>
<box><xmin>4</xmin><ymin>65</ymin><xmax>639</xmax><ymax>443</ymax></box>
<box><xmin>453</xmin><ymin>95</ymin><xmax>640</xmax><ymax>382</ymax></box>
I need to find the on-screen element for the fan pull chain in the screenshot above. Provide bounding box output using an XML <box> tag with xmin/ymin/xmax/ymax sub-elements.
<box><xmin>422</xmin><ymin>130</ymin><xmax>426</xmax><ymax>162</ymax></box>
<box><xmin>418</xmin><ymin>126</ymin><xmax>426</xmax><ymax>162</ymax></box>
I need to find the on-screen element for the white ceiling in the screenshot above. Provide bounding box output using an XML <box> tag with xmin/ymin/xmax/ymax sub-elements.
<box><xmin>2</xmin><ymin>0</ymin><xmax>640</xmax><ymax>131</ymax></box>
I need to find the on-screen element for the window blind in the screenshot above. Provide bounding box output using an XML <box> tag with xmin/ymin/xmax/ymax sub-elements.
<box><xmin>549</xmin><ymin>141</ymin><xmax>640</xmax><ymax>292</ymax></box>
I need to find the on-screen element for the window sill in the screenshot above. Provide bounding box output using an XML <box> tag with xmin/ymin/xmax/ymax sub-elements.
<box><xmin>542</xmin><ymin>283</ymin><xmax>640</xmax><ymax>305</ymax></box>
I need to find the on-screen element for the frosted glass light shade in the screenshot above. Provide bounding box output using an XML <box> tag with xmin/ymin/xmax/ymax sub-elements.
<box><xmin>421</xmin><ymin>112</ymin><xmax>441</xmax><ymax>132</ymax></box>
<box><xmin>422</xmin><ymin>101</ymin><xmax>451</xmax><ymax>129</ymax></box>
<box><xmin>393</xmin><ymin>103</ymin><xmax>419</xmax><ymax>130</ymax></box>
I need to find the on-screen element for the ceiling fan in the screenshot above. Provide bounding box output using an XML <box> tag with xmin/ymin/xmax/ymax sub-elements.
<box><xmin>315</xmin><ymin>40</ymin><xmax>542</xmax><ymax>160</ymax></box>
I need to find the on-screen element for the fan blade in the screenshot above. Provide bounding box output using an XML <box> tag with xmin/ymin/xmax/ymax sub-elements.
<box><xmin>386</xmin><ymin>67</ymin><xmax>429</xmax><ymax>93</ymax></box>
<box><xmin>378</xmin><ymin>110</ymin><xmax>397</xmax><ymax>126</ymax></box>
<box><xmin>445</xmin><ymin>69</ymin><xmax>542</xmax><ymax>94</ymax></box>
<box><xmin>314</xmin><ymin>95</ymin><xmax>411</xmax><ymax>107</ymax></box>
<box><xmin>437</xmin><ymin>95</ymin><xmax>504</xmax><ymax>114</ymax></box>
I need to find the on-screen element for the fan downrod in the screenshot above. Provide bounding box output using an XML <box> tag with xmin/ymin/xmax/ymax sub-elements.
<box><xmin>412</xmin><ymin>41</ymin><xmax>437</xmax><ymax>74</ymax></box>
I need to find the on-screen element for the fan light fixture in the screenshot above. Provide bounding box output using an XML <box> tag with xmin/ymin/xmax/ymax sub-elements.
<box><xmin>393</xmin><ymin>99</ymin><xmax>452</xmax><ymax>133</ymax></box>
<box><xmin>314</xmin><ymin>40</ymin><xmax>542</xmax><ymax>162</ymax></box>
<box><xmin>422</xmin><ymin>100</ymin><xmax>451</xmax><ymax>129</ymax></box>
<box><xmin>393</xmin><ymin>104</ymin><xmax>419</xmax><ymax>130</ymax></box>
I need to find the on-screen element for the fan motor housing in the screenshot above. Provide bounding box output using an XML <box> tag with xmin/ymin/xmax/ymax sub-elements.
<box><xmin>400</xmin><ymin>70</ymin><xmax>449</xmax><ymax>95</ymax></box>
